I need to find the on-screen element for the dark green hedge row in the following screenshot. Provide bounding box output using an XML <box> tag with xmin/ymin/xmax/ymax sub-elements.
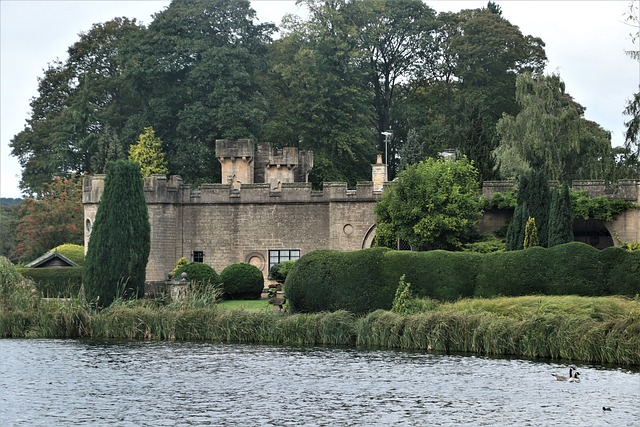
<box><xmin>285</xmin><ymin>243</ymin><xmax>640</xmax><ymax>314</ymax></box>
<box><xmin>17</xmin><ymin>267</ymin><xmax>83</xmax><ymax>297</ymax></box>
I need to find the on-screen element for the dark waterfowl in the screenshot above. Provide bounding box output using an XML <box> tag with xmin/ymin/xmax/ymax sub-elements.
<box><xmin>552</xmin><ymin>367</ymin><xmax>574</xmax><ymax>381</ymax></box>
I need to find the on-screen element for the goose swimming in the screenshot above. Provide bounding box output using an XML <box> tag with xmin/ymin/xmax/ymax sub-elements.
<box><xmin>552</xmin><ymin>367</ymin><xmax>575</xmax><ymax>381</ymax></box>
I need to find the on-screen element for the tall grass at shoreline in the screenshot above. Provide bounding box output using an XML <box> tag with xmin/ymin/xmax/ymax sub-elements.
<box><xmin>2</xmin><ymin>290</ymin><xmax>639</xmax><ymax>365</ymax></box>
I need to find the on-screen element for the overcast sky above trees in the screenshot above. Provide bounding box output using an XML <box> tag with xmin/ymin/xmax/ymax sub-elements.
<box><xmin>1</xmin><ymin>0</ymin><xmax>637</xmax><ymax>198</ymax></box>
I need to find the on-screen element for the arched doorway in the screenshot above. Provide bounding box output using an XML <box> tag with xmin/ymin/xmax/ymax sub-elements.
<box><xmin>572</xmin><ymin>218</ymin><xmax>614</xmax><ymax>249</ymax></box>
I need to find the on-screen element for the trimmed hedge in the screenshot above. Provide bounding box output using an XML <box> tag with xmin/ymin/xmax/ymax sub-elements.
<box><xmin>285</xmin><ymin>243</ymin><xmax>640</xmax><ymax>314</ymax></box>
<box><xmin>220</xmin><ymin>263</ymin><xmax>264</xmax><ymax>300</ymax></box>
<box><xmin>17</xmin><ymin>267</ymin><xmax>83</xmax><ymax>297</ymax></box>
<box><xmin>382</xmin><ymin>250</ymin><xmax>481</xmax><ymax>301</ymax></box>
<box><xmin>286</xmin><ymin>248</ymin><xmax>393</xmax><ymax>314</ymax></box>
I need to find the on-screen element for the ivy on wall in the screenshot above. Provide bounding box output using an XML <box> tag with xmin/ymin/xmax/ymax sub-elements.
<box><xmin>483</xmin><ymin>189</ymin><xmax>637</xmax><ymax>221</ymax></box>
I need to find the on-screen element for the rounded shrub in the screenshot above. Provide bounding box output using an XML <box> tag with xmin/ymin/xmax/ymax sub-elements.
<box><xmin>220</xmin><ymin>263</ymin><xmax>264</xmax><ymax>300</ymax></box>
<box><xmin>175</xmin><ymin>262</ymin><xmax>221</xmax><ymax>288</ymax></box>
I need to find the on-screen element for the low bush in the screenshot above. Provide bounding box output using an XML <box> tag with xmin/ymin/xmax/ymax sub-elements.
<box><xmin>220</xmin><ymin>263</ymin><xmax>264</xmax><ymax>300</ymax></box>
<box><xmin>174</xmin><ymin>262</ymin><xmax>221</xmax><ymax>299</ymax></box>
<box><xmin>17</xmin><ymin>267</ymin><xmax>83</xmax><ymax>298</ymax></box>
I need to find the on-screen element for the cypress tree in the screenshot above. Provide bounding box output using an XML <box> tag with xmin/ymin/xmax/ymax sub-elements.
<box><xmin>506</xmin><ymin>169</ymin><xmax>551</xmax><ymax>250</ymax></box>
<box><xmin>548</xmin><ymin>184</ymin><xmax>574</xmax><ymax>247</ymax></box>
<box><xmin>525</xmin><ymin>170</ymin><xmax>551</xmax><ymax>247</ymax></box>
<box><xmin>523</xmin><ymin>216</ymin><xmax>539</xmax><ymax>248</ymax></box>
<box><xmin>83</xmin><ymin>160</ymin><xmax>150</xmax><ymax>308</ymax></box>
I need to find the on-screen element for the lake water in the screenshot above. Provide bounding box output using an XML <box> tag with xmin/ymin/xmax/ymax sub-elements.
<box><xmin>0</xmin><ymin>339</ymin><xmax>638</xmax><ymax>426</ymax></box>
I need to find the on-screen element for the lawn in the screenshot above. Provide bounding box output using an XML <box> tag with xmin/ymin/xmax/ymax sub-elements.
<box><xmin>217</xmin><ymin>298</ymin><xmax>273</xmax><ymax>311</ymax></box>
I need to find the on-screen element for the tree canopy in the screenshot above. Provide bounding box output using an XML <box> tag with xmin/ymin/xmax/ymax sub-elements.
<box><xmin>374</xmin><ymin>158</ymin><xmax>481</xmax><ymax>251</ymax></box>
<box><xmin>129</xmin><ymin>127</ymin><xmax>169</xmax><ymax>177</ymax></box>
<box><xmin>8</xmin><ymin>0</ymin><xmax>636</xmax><ymax>196</ymax></box>
<box><xmin>495</xmin><ymin>73</ymin><xmax>616</xmax><ymax>182</ymax></box>
<box><xmin>15</xmin><ymin>176</ymin><xmax>83</xmax><ymax>263</ymax></box>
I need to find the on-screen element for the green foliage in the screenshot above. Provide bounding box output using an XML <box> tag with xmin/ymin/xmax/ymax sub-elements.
<box><xmin>391</xmin><ymin>275</ymin><xmax>413</xmax><ymax>315</ymax></box>
<box><xmin>219</xmin><ymin>263</ymin><xmax>264</xmax><ymax>300</ymax></box>
<box><xmin>10</xmin><ymin>18</ymin><xmax>144</xmax><ymax>194</ymax></box>
<box><xmin>462</xmin><ymin>236</ymin><xmax>505</xmax><ymax>253</ymax></box>
<box><xmin>128</xmin><ymin>127</ymin><xmax>169</xmax><ymax>177</ymax></box>
<box><xmin>604</xmin><ymin>247</ymin><xmax>640</xmax><ymax>296</ymax></box>
<box><xmin>51</xmin><ymin>244</ymin><xmax>85</xmax><ymax>266</ymax></box>
<box><xmin>285</xmin><ymin>248</ymin><xmax>393</xmax><ymax>315</ymax></box>
<box><xmin>375</xmin><ymin>158</ymin><xmax>482</xmax><ymax>250</ymax></box>
<box><xmin>269</xmin><ymin>260</ymin><xmax>296</xmax><ymax>283</ymax></box>
<box><xmin>548</xmin><ymin>184</ymin><xmax>574</xmax><ymax>247</ymax></box>
<box><xmin>83</xmin><ymin>160</ymin><xmax>150</xmax><ymax>308</ymax></box>
<box><xmin>482</xmin><ymin>189</ymin><xmax>517</xmax><ymax>210</ymax></box>
<box><xmin>523</xmin><ymin>217</ymin><xmax>539</xmax><ymax>248</ymax></box>
<box><xmin>171</xmin><ymin>257</ymin><xmax>189</xmax><ymax>279</ymax></box>
<box><xmin>505</xmin><ymin>170</ymin><xmax>550</xmax><ymax>250</ymax></box>
<box><xmin>0</xmin><ymin>256</ymin><xmax>36</xmax><ymax>311</ymax></box>
<box><xmin>505</xmin><ymin>201</ymin><xmax>527</xmax><ymax>250</ymax></box>
<box><xmin>571</xmin><ymin>191</ymin><xmax>636</xmax><ymax>221</ymax></box>
<box><xmin>495</xmin><ymin>72</ymin><xmax>615</xmax><ymax>182</ymax></box>
<box><xmin>175</xmin><ymin>262</ymin><xmax>221</xmax><ymax>288</ymax></box>
<box><xmin>286</xmin><ymin>243</ymin><xmax>639</xmax><ymax>314</ymax></box>
<box><xmin>17</xmin><ymin>267</ymin><xmax>83</xmax><ymax>298</ymax></box>
<box><xmin>0</xmin><ymin>204</ymin><xmax>19</xmax><ymax>261</ymax></box>
<box><xmin>382</xmin><ymin>250</ymin><xmax>481</xmax><ymax>302</ymax></box>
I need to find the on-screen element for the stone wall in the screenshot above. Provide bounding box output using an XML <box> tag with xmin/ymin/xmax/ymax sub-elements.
<box><xmin>84</xmin><ymin>174</ymin><xmax>640</xmax><ymax>284</ymax></box>
<box><xmin>84</xmin><ymin>174</ymin><xmax>381</xmax><ymax>282</ymax></box>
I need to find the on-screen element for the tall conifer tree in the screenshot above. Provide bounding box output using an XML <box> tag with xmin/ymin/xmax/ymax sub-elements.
<box><xmin>548</xmin><ymin>184</ymin><xmax>574</xmax><ymax>247</ymax></box>
<box><xmin>83</xmin><ymin>160</ymin><xmax>150</xmax><ymax>307</ymax></box>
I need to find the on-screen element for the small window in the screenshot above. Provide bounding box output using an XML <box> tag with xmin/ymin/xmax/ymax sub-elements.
<box><xmin>193</xmin><ymin>251</ymin><xmax>204</xmax><ymax>263</ymax></box>
<box><xmin>269</xmin><ymin>249</ymin><xmax>300</xmax><ymax>271</ymax></box>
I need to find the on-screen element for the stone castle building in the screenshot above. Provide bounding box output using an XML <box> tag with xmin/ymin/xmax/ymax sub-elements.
<box><xmin>83</xmin><ymin>139</ymin><xmax>640</xmax><ymax>285</ymax></box>
<box><xmin>83</xmin><ymin>140</ymin><xmax>388</xmax><ymax>284</ymax></box>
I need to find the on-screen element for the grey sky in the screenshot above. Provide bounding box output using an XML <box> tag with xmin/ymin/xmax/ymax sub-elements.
<box><xmin>1</xmin><ymin>1</ymin><xmax>637</xmax><ymax>198</ymax></box>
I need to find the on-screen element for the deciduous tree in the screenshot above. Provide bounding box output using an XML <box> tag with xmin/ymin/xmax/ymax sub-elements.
<box><xmin>374</xmin><ymin>158</ymin><xmax>481</xmax><ymax>250</ymax></box>
<box><xmin>15</xmin><ymin>176</ymin><xmax>83</xmax><ymax>263</ymax></box>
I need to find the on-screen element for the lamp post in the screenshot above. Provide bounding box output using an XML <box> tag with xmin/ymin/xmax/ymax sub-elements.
<box><xmin>381</xmin><ymin>130</ymin><xmax>393</xmax><ymax>166</ymax></box>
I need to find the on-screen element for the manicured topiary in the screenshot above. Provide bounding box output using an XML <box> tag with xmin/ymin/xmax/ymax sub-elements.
<box><xmin>17</xmin><ymin>266</ymin><xmax>83</xmax><ymax>297</ymax></box>
<box><xmin>174</xmin><ymin>262</ymin><xmax>221</xmax><ymax>288</ymax></box>
<box><xmin>286</xmin><ymin>248</ymin><xmax>393</xmax><ymax>314</ymax></box>
<box><xmin>220</xmin><ymin>263</ymin><xmax>264</xmax><ymax>300</ymax></box>
<box><xmin>286</xmin><ymin>243</ymin><xmax>640</xmax><ymax>315</ymax></box>
<box><xmin>381</xmin><ymin>250</ymin><xmax>481</xmax><ymax>301</ymax></box>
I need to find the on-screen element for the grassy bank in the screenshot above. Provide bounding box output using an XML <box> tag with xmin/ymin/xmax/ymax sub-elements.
<box><xmin>1</xmin><ymin>294</ymin><xmax>638</xmax><ymax>366</ymax></box>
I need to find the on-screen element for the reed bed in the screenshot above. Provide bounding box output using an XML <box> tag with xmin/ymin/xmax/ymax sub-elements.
<box><xmin>1</xmin><ymin>290</ymin><xmax>639</xmax><ymax>366</ymax></box>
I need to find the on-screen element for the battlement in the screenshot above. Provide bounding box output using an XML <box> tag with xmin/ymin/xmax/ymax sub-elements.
<box><xmin>82</xmin><ymin>174</ymin><xmax>383</xmax><ymax>205</ymax></box>
<box><xmin>482</xmin><ymin>179</ymin><xmax>640</xmax><ymax>202</ymax></box>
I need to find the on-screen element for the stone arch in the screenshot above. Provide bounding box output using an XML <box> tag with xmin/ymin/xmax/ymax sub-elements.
<box><xmin>362</xmin><ymin>224</ymin><xmax>376</xmax><ymax>249</ymax></box>
<box><xmin>572</xmin><ymin>218</ymin><xmax>614</xmax><ymax>249</ymax></box>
